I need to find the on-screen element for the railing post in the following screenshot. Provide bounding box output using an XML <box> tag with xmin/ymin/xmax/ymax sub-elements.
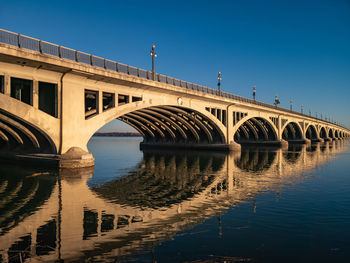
<box><xmin>58</xmin><ymin>46</ymin><xmax>62</xmax><ymax>58</ymax></box>
<box><xmin>137</xmin><ymin>68</ymin><xmax>140</xmax><ymax>77</ymax></box>
<box><xmin>104</xmin><ymin>59</ymin><xmax>106</xmax><ymax>69</ymax></box>
<box><xmin>127</xmin><ymin>65</ymin><xmax>130</xmax><ymax>75</ymax></box>
<box><xmin>18</xmin><ymin>34</ymin><xmax>21</xmax><ymax>48</ymax></box>
<box><xmin>116</xmin><ymin>62</ymin><xmax>119</xmax><ymax>72</ymax></box>
<box><xmin>90</xmin><ymin>55</ymin><xmax>93</xmax><ymax>66</ymax></box>
<box><xmin>75</xmin><ymin>50</ymin><xmax>78</xmax><ymax>62</ymax></box>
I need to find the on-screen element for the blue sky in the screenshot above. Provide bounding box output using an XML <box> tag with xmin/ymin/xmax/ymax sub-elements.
<box><xmin>1</xmin><ymin>0</ymin><xmax>349</xmax><ymax>131</ymax></box>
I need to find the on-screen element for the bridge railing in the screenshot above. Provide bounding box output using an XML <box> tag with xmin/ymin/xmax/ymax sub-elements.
<box><xmin>0</xmin><ymin>28</ymin><xmax>346</xmax><ymax>129</ymax></box>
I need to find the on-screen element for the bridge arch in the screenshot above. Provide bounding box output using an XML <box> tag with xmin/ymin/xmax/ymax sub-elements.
<box><xmin>0</xmin><ymin>109</ymin><xmax>57</xmax><ymax>154</ymax></box>
<box><xmin>328</xmin><ymin>128</ymin><xmax>335</xmax><ymax>139</ymax></box>
<box><xmin>319</xmin><ymin>127</ymin><xmax>327</xmax><ymax>139</ymax></box>
<box><xmin>305</xmin><ymin>124</ymin><xmax>318</xmax><ymax>140</ymax></box>
<box><xmin>281</xmin><ymin>122</ymin><xmax>303</xmax><ymax>141</ymax></box>
<box><xmin>335</xmin><ymin>130</ymin><xmax>339</xmax><ymax>138</ymax></box>
<box><xmin>86</xmin><ymin>104</ymin><xmax>227</xmax><ymax>147</ymax></box>
<box><xmin>233</xmin><ymin>117</ymin><xmax>278</xmax><ymax>143</ymax></box>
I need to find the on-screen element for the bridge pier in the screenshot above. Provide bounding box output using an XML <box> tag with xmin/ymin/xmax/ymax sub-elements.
<box><xmin>287</xmin><ymin>138</ymin><xmax>311</xmax><ymax>144</ymax></box>
<box><xmin>311</xmin><ymin>138</ymin><xmax>324</xmax><ymax>143</ymax></box>
<box><xmin>235</xmin><ymin>139</ymin><xmax>288</xmax><ymax>149</ymax></box>
<box><xmin>59</xmin><ymin>147</ymin><xmax>95</xmax><ymax>169</ymax></box>
<box><xmin>139</xmin><ymin>142</ymin><xmax>241</xmax><ymax>151</ymax></box>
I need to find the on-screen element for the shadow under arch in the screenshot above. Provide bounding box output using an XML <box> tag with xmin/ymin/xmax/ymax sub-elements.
<box><xmin>234</xmin><ymin>117</ymin><xmax>277</xmax><ymax>143</ymax></box>
<box><xmin>319</xmin><ymin>127</ymin><xmax>327</xmax><ymax>139</ymax></box>
<box><xmin>0</xmin><ymin>109</ymin><xmax>57</xmax><ymax>154</ymax></box>
<box><xmin>328</xmin><ymin>128</ymin><xmax>335</xmax><ymax>139</ymax></box>
<box><xmin>306</xmin><ymin>124</ymin><xmax>318</xmax><ymax>140</ymax></box>
<box><xmin>91</xmin><ymin>150</ymin><xmax>226</xmax><ymax>209</ymax></box>
<box><xmin>282</xmin><ymin>122</ymin><xmax>303</xmax><ymax>141</ymax></box>
<box><xmin>334</xmin><ymin>130</ymin><xmax>339</xmax><ymax>138</ymax></box>
<box><xmin>116</xmin><ymin>105</ymin><xmax>226</xmax><ymax>144</ymax></box>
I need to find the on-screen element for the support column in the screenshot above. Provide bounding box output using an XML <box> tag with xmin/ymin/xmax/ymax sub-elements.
<box><xmin>301</xmin><ymin>121</ymin><xmax>311</xmax><ymax>144</ymax></box>
<box><xmin>4</xmin><ymin>74</ymin><xmax>10</xmax><ymax>96</ymax></box>
<box><xmin>33</xmin><ymin>80</ymin><xmax>39</xmax><ymax>109</ymax></box>
<box><xmin>226</xmin><ymin>105</ymin><xmax>241</xmax><ymax>151</ymax></box>
<box><xmin>98</xmin><ymin>90</ymin><xmax>103</xmax><ymax>115</ymax></box>
<box><xmin>278</xmin><ymin>116</ymin><xmax>288</xmax><ymax>148</ymax></box>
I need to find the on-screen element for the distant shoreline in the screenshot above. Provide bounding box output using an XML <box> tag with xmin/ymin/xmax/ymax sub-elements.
<box><xmin>93</xmin><ymin>132</ymin><xmax>142</xmax><ymax>137</ymax></box>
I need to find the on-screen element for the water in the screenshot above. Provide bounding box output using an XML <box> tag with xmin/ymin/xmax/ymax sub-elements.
<box><xmin>0</xmin><ymin>138</ymin><xmax>350</xmax><ymax>262</ymax></box>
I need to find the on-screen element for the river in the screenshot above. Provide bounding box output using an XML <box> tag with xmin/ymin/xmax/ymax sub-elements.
<box><xmin>0</xmin><ymin>137</ymin><xmax>350</xmax><ymax>262</ymax></box>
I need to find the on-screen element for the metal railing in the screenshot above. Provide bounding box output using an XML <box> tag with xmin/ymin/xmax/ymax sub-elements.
<box><xmin>0</xmin><ymin>28</ymin><xmax>347</xmax><ymax>130</ymax></box>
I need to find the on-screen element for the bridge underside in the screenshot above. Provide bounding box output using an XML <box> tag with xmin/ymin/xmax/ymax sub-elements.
<box><xmin>117</xmin><ymin>105</ymin><xmax>230</xmax><ymax>151</ymax></box>
<box><xmin>0</xmin><ymin>109</ymin><xmax>56</xmax><ymax>155</ymax></box>
<box><xmin>234</xmin><ymin>117</ymin><xmax>279</xmax><ymax>146</ymax></box>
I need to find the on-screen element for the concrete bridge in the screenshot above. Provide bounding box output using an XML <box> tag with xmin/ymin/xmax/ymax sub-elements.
<box><xmin>0</xmin><ymin>141</ymin><xmax>346</xmax><ymax>262</ymax></box>
<box><xmin>0</xmin><ymin>29</ymin><xmax>349</xmax><ymax>168</ymax></box>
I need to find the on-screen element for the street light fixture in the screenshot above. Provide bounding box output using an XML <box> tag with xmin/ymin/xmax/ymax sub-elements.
<box><xmin>290</xmin><ymin>99</ymin><xmax>292</xmax><ymax>111</ymax></box>
<box><xmin>217</xmin><ymin>72</ymin><xmax>221</xmax><ymax>93</ymax></box>
<box><xmin>150</xmin><ymin>44</ymin><xmax>157</xmax><ymax>80</ymax></box>
<box><xmin>301</xmin><ymin>105</ymin><xmax>303</xmax><ymax>114</ymax></box>
<box><xmin>274</xmin><ymin>95</ymin><xmax>280</xmax><ymax>107</ymax></box>
<box><xmin>253</xmin><ymin>85</ymin><xmax>256</xmax><ymax>101</ymax></box>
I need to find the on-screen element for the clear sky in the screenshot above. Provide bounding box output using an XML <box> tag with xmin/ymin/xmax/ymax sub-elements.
<box><xmin>1</xmin><ymin>0</ymin><xmax>349</xmax><ymax>132</ymax></box>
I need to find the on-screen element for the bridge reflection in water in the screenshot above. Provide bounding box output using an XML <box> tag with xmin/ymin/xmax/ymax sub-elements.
<box><xmin>0</xmin><ymin>141</ymin><xmax>347</xmax><ymax>262</ymax></box>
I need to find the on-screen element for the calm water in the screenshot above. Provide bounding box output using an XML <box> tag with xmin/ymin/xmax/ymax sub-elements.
<box><xmin>1</xmin><ymin>137</ymin><xmax>350</xmax><ymax>262</ymax></box>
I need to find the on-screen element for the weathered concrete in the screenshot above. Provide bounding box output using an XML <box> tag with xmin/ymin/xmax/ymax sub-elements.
<box><xmin>58</xmin><ymin>147</ymin><xmax>94</xmax><ymax>169</ymax></box>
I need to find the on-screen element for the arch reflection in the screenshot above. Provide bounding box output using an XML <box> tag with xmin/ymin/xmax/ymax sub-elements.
<box><xmin>0</xmin><ymin>140</ymin><xmax>347</xmax><ymax>262</ymax></box>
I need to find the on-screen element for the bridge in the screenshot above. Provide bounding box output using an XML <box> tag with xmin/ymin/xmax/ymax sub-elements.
<box><xmin>0</xmin><ymin>141</ymin><xmax>346</xmax><ymax>262</ymax></box>
<box><xmin>0</xmin><ymin>29</ymin><xmax>349</xmax><ymax>168</ymax></box>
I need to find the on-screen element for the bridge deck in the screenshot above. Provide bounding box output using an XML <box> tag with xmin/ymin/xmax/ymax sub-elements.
<box><xmin>0</xmin><ymin>28</ymin><xmax>345</xmax><ymax>129</ymax></box>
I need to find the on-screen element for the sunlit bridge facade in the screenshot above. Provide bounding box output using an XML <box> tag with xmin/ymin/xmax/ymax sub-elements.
<box><xmin>0</xmin><ymin>29</ymin><xmax>349</xmax><ymax>168</ymax></box>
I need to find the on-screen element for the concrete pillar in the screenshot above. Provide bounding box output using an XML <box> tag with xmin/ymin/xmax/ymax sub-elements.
<box><xmin>277</xmin><ymin>116</ymin><xmax>288</xmax><ymax>148</ymax></box>
<box><xmin>4</xmin><ymin>73</ymin><xmax>10</xmax><ymax>96</ymax></box>
<box><xmin>226</xmin><ymin>105</ymin><xmax>241</xmax><ymax>150</ymax></box>
<box><xmin>227</xmin><ymin>108</ymin><xmax>233</xmax><ymax>144</ymax></box>
<box><xmin>98</xmin><ymin>90</ymin><xmax>103</xmax><ymax>115</ymax></box>
<box><xmin>277</xmin><ymin>116</ymin><xmax>282</xmax><ymax>140</ymax></box>
<box><xmin>33</xmin><ymin>80</ymin><xmax>39</xmax><ymax>109</ymax></box>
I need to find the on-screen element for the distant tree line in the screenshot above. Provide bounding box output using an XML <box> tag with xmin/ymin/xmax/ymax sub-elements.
<box><xmin>93</xmin><ymin>132</ymin><xmax>142</xmax><ymax>137</ymax></box>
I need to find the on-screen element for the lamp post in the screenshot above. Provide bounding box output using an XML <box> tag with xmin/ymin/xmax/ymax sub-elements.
<box><xmin>274</xmin><ymin>95</ymin><xmax>280</xmax><ymax>107</ymax></box>
<box><xmin>290</xmin><ymin>99</ymin><xmax>292</xmax><ymax>111</ymax></box>
<box><xmin>253</xmin><ymin>85</ymin><xmax>256</xmax><ymax>101</ymax></box>
<box><xmin>309</xmin><ymin>109</ymin><xmax>311</xmax><ymax>116</ymax></box>
<box><xmin>217</xmin><ymin>72</ymin><xmax>221</xmax><ymax>93</ymax></box>
<box><xmin>301</xmin><ymin>105</ymin><xmax>303</xmax><ymax>114</ymax></box>
<box><xmin>150</xmin><ymin>44</ymin><xmax>157</xmax><ymax>80</ymax></box>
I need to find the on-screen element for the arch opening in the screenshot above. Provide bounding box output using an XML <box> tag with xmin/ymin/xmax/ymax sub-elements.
<box><xmin>282</xmin><ymin>122</ymin><xmax>303</xmax><ymax>141</ymax></box>
<box><xmin>319</xmin><ymin>127</ymin><xmax>327</xmax><ymax>139</ymax></box>
<box><xmin>328</xmin><ymin>129</ymin><xmax>335</xmax><ymax>139</ymax></box>
<box><xmin>234</xmin><ymin>117</ymin><xmax>277</xmax><ymax>143</ymax></box>
<box><xmin>306</xmin><ymin>125</ymin><xmax>318</xmax><ymax>140</ymax></box>
<box><xmin>117</xmin><ymin>106</ymin><xmax>225</xmax><ymax>145</ymax></box>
